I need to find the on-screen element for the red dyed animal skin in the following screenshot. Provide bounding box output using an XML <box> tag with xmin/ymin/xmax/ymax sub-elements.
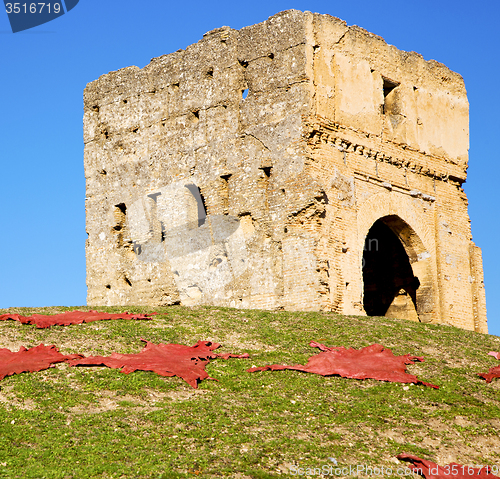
<box><xmin>478</xmin><ymin>351</ymin><xmax>500</xmax><ymax>383</ymax></box>
<box><xmin>0</xmin><ymin>344</ymin><xmax>84</xmax><ymax>381</ymax></box>
<box><xmin>397</xmin><ymin>453</ymin><xmax>500</xmax><ymax>478</ymax></box>
<box><xmin>0</xmin><ymin>310</ymin><xmax>156</xmax><ymax>329</ymax></box>
<box><xmin>248</xmin><ymin>342</ymin><xmax>439</xmax><ymax>388</ymax></box>
<box><xmin>70</xmin><ymin>339</ymin><xmax>249</xmax><ymax>388</ymax></box>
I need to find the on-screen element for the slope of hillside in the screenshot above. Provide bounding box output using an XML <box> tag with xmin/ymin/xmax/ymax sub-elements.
<box><xmin>0</xmin><ymin>306</ymin><xmax>499</xmax><ymax>478</ymax></box>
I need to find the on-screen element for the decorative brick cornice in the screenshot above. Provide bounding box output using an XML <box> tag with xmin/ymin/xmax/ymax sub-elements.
<box><xmin>304</xmin><ymin>117</ymin><xmax>466</xmax><ymax>186</ymax></box>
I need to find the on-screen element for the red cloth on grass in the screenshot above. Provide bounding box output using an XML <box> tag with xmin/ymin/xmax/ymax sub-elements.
<box><xmin>0</xmin><ymin>310</ymin><xmax>155</xmax><ymax>328</ymax></box>
<box><xmin>0</xmin><ymin>344</ymin><xmax>83</xmax><ymax>381</ymax></box>
<box><xmin>478</xmin><ymin>351</ymin><xmax>500</xmax><ymax>383</ymax></box>
<box><xmin>70</xmin><ymin>339</ymin><xmax>249</xmax><ymax>388</ymax></box>
<box><xmin>248</xmin><ymin>342</ymin><xmax>438</xmax><ymax>388</ymax></box>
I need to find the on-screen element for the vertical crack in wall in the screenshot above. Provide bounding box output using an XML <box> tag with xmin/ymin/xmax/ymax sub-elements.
<box><xmin>258</xmin><ymin>165</ymin><xmax>272</xmax><ymax>215</ymax></box>
<box><xmin>113</xmin><ymin>203</ymin><xmax>127</xmax><ymax>248</ymax></box>
<box><xmin>112</xmin><ymin>203</ymin><xmax>134</xmax><ymax>291</ymax></box>
<box><xmin>146</xmin><ymin>192</ymin><xmax>165</xmax><ymax>241</ymax></box>
<box><xmin>185</xmin><ymin>184</ymin><xmax>207</xmax><ymax>226</ymax></box>
<box><xmin>220</xmin><ymin>174</ymin><xmax>232</xmax><ymax>215</ymax></box>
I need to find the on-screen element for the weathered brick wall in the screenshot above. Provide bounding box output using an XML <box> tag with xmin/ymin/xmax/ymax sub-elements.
<box><xmin>84</xmin><ymin>10</ymin><xmax>487</xmax><ymax>332</ymax></box>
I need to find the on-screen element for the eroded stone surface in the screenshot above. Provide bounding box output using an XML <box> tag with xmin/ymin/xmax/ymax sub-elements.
<box><xmin>84</xmin><ymin>10</ymin><xmax>487</xmax><ymax>332</ymax></box>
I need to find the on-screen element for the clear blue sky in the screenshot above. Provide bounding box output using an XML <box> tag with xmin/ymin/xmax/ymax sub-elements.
<box><xmin>1</xmin><ymin>0</ymin><xmax>499</xmax><ymax>336</ymax></box>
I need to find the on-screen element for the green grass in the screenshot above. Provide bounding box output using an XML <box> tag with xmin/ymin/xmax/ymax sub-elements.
<box><xmin>0</xmin><ymin>305</ymin><xmax>499</xmax><ymax>478</ymax></box>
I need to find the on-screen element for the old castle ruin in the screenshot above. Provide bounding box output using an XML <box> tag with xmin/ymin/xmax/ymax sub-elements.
<box><xmin>84</xmin><ymin>10</ymin><xmax>487</xmax><ymax>332</ymax></box>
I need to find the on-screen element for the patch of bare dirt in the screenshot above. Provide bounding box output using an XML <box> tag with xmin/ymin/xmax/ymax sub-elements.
<box><xmin>67</xmin><ymin>386</ymin><xmax>211</xmax><ymax>414</ymax></box>
<box><xmin>0</xmin><ymin>385</ymin><xmax>37</xmax><ymax>410</ymax></box>
<box><xmin>210</xmin><ymin>331</ymin><xmax>277</xmax><ymax>352</ymax></box>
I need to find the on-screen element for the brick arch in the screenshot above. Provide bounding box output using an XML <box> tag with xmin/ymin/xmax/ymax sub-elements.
<box><xmin>356</xmin><ymin>191</ymin><xmax>437</xmax><ymax>322</ymax></box>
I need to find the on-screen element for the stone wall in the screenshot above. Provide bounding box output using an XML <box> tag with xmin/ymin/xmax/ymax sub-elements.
<box><xmin>83</xmin><ymin>10</ymin><xmax>487</xmax><ymax>332</ymax></box>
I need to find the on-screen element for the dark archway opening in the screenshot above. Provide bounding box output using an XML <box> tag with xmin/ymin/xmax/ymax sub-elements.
<box><xmin>363</xmin><ymin>219</ymin><xmax>420</xmax><ymax>317</ymax></box>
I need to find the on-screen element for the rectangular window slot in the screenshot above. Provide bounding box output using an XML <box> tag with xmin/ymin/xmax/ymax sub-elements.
<box><xmin>382</xmin><ymin>78</ymin><xmax>400</xmax><ymax>115</ymax></box>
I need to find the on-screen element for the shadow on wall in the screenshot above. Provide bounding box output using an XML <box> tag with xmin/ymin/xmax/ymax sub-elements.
<box><xmin>125</xmin><ymin>180</ymin><xmax>247</xmax><ymax>305</ymax></box>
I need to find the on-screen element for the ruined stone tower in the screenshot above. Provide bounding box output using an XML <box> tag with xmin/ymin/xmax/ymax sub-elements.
<box><xmin>84</xmin><ymin>10</ymin><xmax>487</xmax><ymax>332</ymax></box>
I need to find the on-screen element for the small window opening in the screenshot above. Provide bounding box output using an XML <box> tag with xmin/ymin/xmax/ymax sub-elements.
<box><xmin>100</xmin><ymin>169</ymin><xmax>107</xmax><ymax>176</ymax></box>
<box><xmin>133</xmin><ymin>242</ymin><xmax>142</xmax><ymax>255</ymax></box>
<box><xmin>268</xmin><ymin>52</ymin><xmax>274</xmax><ymax>60</ymax></box>
<box><xmin>116</xmin><ymin>203</ymin><xmax>126</xmax><ymax>215</ymax></box>
<box><xmin>161</xmin><ymin>222</ymin><xmax>166</xmax><ymax>242</ymax></box>
<box><xmin>147</xmin><ymin>192</ymin><xmax>161</xmax><ymax>203</ymax></box>
<box><xmin>92</xmin><ymin>105</ymin><xmax>99</xmax><ymax>112</ymax></box>
<box><xmin>192</xmin><ymin>109</ymin><xmax>200</xmax><ymax>121</ymax></box>
<box><xmin>383</xmin><ymin>78</ymin><xmax>399</xmax><ymax>98</ymax></box>
<box><xmin>206</xmin><ymin>68</ymin><xmax>214</xmax><ymax>78</ymax></box>
<box><xmin>113</xmin><ymin>204</ymin><xmax>127</xmax><ymax>244</ymax></box>
<box><xmin>220</xmin><ymin>174</ymin><xmax>231</xmax><ymax>214</ymax></box>
<box><xmin>242</xmin><ymin>89</ymin><xmax>249</xmax><ymax>100</ymax></box>
<box><xmin>382</xmin><ymin>78</ymin><xmax>400</xmax><ymax>115</ymax></box>
<box><xmin>260</xmin><ymin>166</ymin><xmax>272</xmax><ymax>178</ymax></box>
<box><xmin>238</xmin><ymin>59</ymin><xmax>248</xmax><ymax>68</ymax></box>
<box><xmin>123</xmin><ymin>99</ymin><xmax>128</xmax><ymax>104</ymax></box>
<box><xmin>105</xmin><ymin>284</ymin><xmax>111</xmax><ymax>289</ymax></box>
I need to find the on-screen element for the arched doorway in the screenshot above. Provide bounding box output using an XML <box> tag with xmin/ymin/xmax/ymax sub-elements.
<box><xmin>362</xmin><ymin>216</ymin><xmax>427</xmax><ymax>321</ymax></box>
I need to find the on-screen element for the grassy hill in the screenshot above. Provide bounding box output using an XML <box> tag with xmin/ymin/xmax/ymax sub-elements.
<box><xmin>0</xmin><ymin>306</ymin><xmax>499</xmax><ymax>478</ymax></box>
